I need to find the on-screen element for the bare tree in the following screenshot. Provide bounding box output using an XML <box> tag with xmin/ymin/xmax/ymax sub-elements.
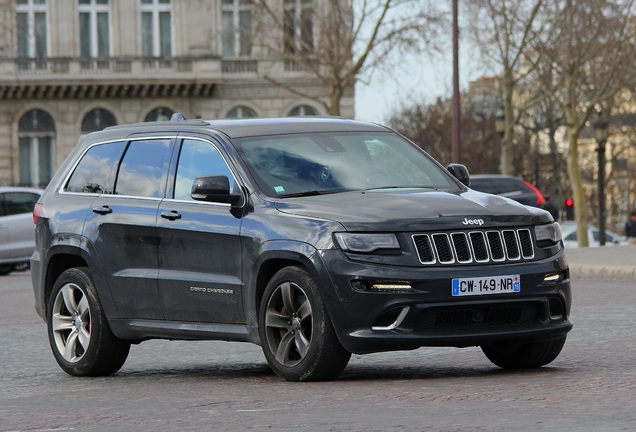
<box><xmin>388</xmin><ymin>98</ymin><xmax>500</xmax><ymax>173</ymax></box>
<box><xmin>464</xmin><ymin>0</ymin><xmax>546</xmax><ymax>176</ymax></box>
<box><xmin>252</xmin><ymin>0</ymin><xmax>445</xmax><ymax>116</ymax></box>
<box><xmin>530</xmin><ymin>0</ymin><xmax>636</xmax><ymax>246</ymax></box>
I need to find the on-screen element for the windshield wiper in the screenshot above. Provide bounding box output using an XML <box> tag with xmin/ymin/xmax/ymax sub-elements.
<box><xmin>364</xmin><ymin>185</ymin><xmax>439</xmax><ymax>191</ymax></box>
<box><xmin>278</xmin><ymin>188</ymin><xmax>356</xmax><ymax>198</ymax></box>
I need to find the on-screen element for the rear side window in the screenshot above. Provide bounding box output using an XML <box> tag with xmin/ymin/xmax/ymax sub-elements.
<box><xmin>115</xmin><ymin>139</ymin><xmax>172</xmax><ymax>198</ymax></box>
<box><xmin>0</xmin><ymin>192</ymin><xmax>40</xmax><ymax>216</ymax></box>
<box><xmin>65</xmin><ymin>142</ymin><xmax>126</xmax><ymax>194</ymax></box>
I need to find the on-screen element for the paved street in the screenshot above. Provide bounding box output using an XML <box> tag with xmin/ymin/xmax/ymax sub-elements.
<box><xmin>1</xmin><ymin>270</ymin><xmax>635</xmax><ymax>432</ymax></box>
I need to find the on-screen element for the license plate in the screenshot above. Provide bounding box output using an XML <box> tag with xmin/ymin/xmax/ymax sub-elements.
<box><xmin>452</xmin><ymin>275</ymin><xmax>520</xmax><ymax>297</ymax></box>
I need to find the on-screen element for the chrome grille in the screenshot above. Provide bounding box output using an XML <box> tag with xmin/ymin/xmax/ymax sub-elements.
<box><xmin>412</xmin><ymin>228</ymin><xmax>534</xmax><ymax>265</ymax></box>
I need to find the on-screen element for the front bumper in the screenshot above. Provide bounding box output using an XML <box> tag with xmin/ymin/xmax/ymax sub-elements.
<box><xmin>320</xmin><ymin>249</ymin><xmax>572</xmax><ymax>354</ymax></box>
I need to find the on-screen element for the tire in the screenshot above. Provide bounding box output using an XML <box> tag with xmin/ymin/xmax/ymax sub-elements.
<box><xmin>0</xmin><ymin>264</ymin><xmax>16</xmax><ymax>276</ymax></box>
<box><xmin>481</xmin><ymin>336</ymin><xmax>567</xmax><ymax>369</ymax></box>
<box><xmin>258</xmin><ymin>266</ymin><xmax>351</xmax><ymax>381</ymax></box>
<box><xmin>47</xmin><ymin>267</ymin><xmax>130</xmax><ymax>376</ymax></box>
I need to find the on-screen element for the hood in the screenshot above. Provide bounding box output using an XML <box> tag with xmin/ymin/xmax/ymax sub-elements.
<box><xmin>274</xmin><ymin>189</ymin><xmax>551</xmax><ymax>231</ymax></box>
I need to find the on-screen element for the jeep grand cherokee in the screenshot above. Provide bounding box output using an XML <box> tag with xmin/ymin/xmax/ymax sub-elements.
<box><xmin>31</xmin><ymin>116</ymin><xmax>572</xmax><ymax>381</ymax></box>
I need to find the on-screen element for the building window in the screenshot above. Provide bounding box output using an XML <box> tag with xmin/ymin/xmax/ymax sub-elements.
<box><xmin>81</xmin><ymin>108</ymin><xmax>117</xmax><ymax>132</ymax></box>
<box><xmin>221</xmin><ymin>0</ymin><xmax>252</xmax><ymax>57</ymax></box>
<box><xmin>284</xmin><ymin>0</ymin><xmax>313</xmax><ymax>54</ymax></box>
<box><xmin>16</xmin><ymin>0</ymin><xmax>48</xmax><ymax>59</ymax></box>
<box><xmin>144</xmin><ymin>107</ymin><xmax>174</xmax><ymax>122</ymax></box>
<box><xmin>226</xmin><ymin>106</ymin><xmax>257</xmax><ymax>118</ymax></box>
<box><xmin>79</xmin><ymin>0</ymin><xmax>110</xmax><ymax>57</ymax></box>
<box><xmin>141</xmin><ymin>0</ymin><xmax>172</xmax><ymax>57</ymax></box>
<box><xmin>18</xmin><ymin>109</ymin><xmax>55</xmax><ymax>188</ymax></box>
<box><xmin>288</xmin><ymin>105</ymin><xmax>318</xmax><ymax>116</ymax></box>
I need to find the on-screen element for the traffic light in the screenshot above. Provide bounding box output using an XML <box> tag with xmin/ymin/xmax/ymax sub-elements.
<box><xmin>564</xmin><ymin>198</ymin><xmax>574</xmax><ymax>220</ymax></box>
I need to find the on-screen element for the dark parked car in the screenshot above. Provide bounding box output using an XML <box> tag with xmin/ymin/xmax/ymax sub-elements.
<box><xmin>31</xmin><ymin>116</ymin><xmax>572</xmax><ymax>381</ymax></box>
<box><xmin>0</xmin><ymin>186</ymin><xmax>43</xmax><ymax>275</ymax></box>
<box><xmin>469</xmin><ymin>175</ymin><xmax>545</xmax><ymax>207</ymax></box>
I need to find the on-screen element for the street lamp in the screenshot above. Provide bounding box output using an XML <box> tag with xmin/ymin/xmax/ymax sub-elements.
<box><xmin>593</xmin><ymin>113</ymin><xmax>609</xmax><ymax>246</ymax></box>
<box><xmin>495</xmin><ymin>107</ymin><xmax>505</xmax><ymax>139</ymax></box>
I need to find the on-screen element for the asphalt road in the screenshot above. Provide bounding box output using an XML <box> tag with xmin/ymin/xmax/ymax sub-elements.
<box><xmin>1</xmin><ymin>271</ymin><xmax>634</xmax><ymax>432</ymax></box>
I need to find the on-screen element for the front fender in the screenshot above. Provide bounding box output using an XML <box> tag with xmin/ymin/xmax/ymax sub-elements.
<box><xmin>242</xmin><ymin>240</ymin><xmax>340</xmax><ymax>332</ymax></box>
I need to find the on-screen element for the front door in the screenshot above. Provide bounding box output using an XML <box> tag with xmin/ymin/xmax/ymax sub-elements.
<box><xmin>156</xmin><ymin>138</ymin><xmax>244</xmax><ymax>323</ymax></box>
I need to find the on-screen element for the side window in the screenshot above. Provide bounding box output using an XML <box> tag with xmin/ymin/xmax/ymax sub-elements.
<box><xmin>116</xmin><ymin>139</ymin><xmax>171</xmax><ymax>198</ymax></box>
<box><xmin>65</xmin><ymin>141</ymin><xmax>126</xmax><ymax>194</ymax></box>
<box><xmin>471</xmin><ymin>179</ymin><xmax>497</xmax><ymax>194</ymax></box>
<box><xmin>1</xmin><ymin>192</ymin><xmax>40</xmax><ymax>216</ymax></box>
<box><xmin>174</xmin><ymin>139</ymin><xmax>235</xmax><ymax>201</ymax></box>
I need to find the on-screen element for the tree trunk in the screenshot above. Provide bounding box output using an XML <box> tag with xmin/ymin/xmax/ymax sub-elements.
<box><xmin>500</xmin><ymin>76</ymin><xmax>515</xmax><ymax>175</ymax></box>
<box><xmin>327</xmin><ymin>85</ymin><xmax>343</xmax><ymax>116</ymax></box>
<box><xmin>565</xmin><ymin>119</ymin><xmax>589</xmax><ymax>247</ymax></box>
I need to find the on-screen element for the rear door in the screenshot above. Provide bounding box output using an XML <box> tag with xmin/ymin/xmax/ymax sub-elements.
<box><xmin>156</xmin><ymin>136</ymin><xmax>244</xmax><ymax>323</ymax></box>
<box><xmin>83</xmin><ymin>136</ymin><xmax>173</xmax><ymax>320</ymax></box>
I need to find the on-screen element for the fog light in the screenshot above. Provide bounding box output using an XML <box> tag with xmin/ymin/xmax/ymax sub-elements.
<box><xmin>371</xmin><ymin>282</ymin><xmax>412</xmax><ymax>290</ymax></box>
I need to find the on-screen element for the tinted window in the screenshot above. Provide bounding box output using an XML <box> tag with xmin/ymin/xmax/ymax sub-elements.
<box><xmin>65</xmin><ymin>141</ymin><xmax>126</xmax><ymax>193</ymax></box>
<box><xmin>495</xmin><ymin>178</ymin><xmax>526</xmax><ymax>194</ymax></box>
<box><xmin>174</xmin><ymin>139</ymin><xmax>235</xmax><ymax>201</ymax></box>
<box><xmin>115</xmin><ymin>139</ymin><xmax>171</xmax><ymax>198</ymax></box>
<box><xmin>1</xmin><ymin>192</ymin><xmax>40</xmax><ymax>216</ymax></box>
<box><xmin>564</xmin><ymin>231</ymin><xmax>577</xmax><ymax>241</ymax></box>
<box><xmin>470</xmin><ymin>179</ymin><xmax>498</xmax><ymax>194</ymax></box>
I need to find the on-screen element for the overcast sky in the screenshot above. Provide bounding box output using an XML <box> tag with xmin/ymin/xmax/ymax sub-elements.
<box><xmin>354</xmin><ymin>48</ymin><xmax>488</xmax><ymax>124</ymax></box>
<box><xmin>353</xmin><ymin>7</ymin><xmax>486</xmax><ymax>125</ymax></box>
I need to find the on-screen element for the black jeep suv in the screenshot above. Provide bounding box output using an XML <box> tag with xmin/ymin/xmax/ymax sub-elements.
<box><xmin>31</xmin><ymin>116</ymin><xmax>572</xmax><ymax>381</ymax></box>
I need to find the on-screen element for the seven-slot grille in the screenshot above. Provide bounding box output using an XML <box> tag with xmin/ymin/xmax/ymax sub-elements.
<box><xmin>412</xmin><ymin>228</ymin><xmax>534</xmax><ymax>265</ymax></box>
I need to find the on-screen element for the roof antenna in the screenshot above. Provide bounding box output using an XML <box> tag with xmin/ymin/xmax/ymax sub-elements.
<box><xmin>170</xmin><ymin>113</ymin><xmax>186</xmax><ymax>121</ymax></box>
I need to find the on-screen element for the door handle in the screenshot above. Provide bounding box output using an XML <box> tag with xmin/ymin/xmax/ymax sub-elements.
<box><xmin>92</xmin><ymin>205</ymin><xmax>113</xmax><ymax>215</ymax></box>
<box><xmin>160</xmin><ymin>210</ymin><xmax>182</xmax><ymax>221</ymax></box>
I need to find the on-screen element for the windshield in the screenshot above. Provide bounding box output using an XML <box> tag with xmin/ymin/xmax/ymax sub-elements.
<box><xmin>234</xmin><ymin>131</ymin><xmax>460</xmax><ymax>198</ymax></box>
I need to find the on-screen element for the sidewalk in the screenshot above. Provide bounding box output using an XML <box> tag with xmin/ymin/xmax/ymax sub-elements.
<box><xmin>565</xmin><ymin>244</ymin><xmax>636</xmax><ymax>280</ymax></box>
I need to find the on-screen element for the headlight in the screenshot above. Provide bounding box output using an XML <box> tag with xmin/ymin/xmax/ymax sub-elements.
<box><xmin>535</xmin><ymin>223</ymin><xmax>562</xmax><ymax>243</ymax></box>
<box><xmin>334</xmin><ymin>233</ymin><xmax>400</xmax><ymax>253</ymax></box>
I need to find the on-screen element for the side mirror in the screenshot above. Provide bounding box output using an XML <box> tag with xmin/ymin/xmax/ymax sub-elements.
<box><xmin>446</xmin><ymin>163</ymin><xmax>470</xmax><ymax>187</ymax></box>
<box><xmin>191</xmin><ymin>175</ymin><xmax>243</xmax><ymax>206</ymax></box>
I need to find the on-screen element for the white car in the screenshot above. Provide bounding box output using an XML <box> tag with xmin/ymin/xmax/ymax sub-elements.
<box><xmin>559</xmin><ymin>221</ymin><xmax>628</xmax><ymax>248</ymax></box>
<box><xmin>0</xmin><ymin>187</ymin><xmax>43</xmax><ymax>275</ymax></box>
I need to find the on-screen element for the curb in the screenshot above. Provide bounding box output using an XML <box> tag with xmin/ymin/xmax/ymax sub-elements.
<box><xmin>568</xmin><ymin>264</ymin><xmax>636</xmax><ymax>281</ymax></box>
<box><xmin>564</xmin><ymin>245</ymin><xmax>636</xmax><ymax>281</ymax></box>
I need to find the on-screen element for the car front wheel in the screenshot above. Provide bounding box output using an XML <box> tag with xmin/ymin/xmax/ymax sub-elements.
<box><xmin>259</xmin><ymin>266</ymin><xmax>351</xmax><ymax>381</ymax></box>
<box><xmin>47</xmin><ymin>267</ymin><xmax>130</xmax><ymax>376</ymax></box>
<box><xmin>481</xmin><ymin>336</ymin><xmax>567</xmax><ymax>369</ymax></box>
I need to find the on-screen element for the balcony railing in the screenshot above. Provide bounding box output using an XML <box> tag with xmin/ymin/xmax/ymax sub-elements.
<box><xmin>2</xmin><ymin>56</ymin><xmax>221</xmax><ymax>80</ymax></box>
<box><xmin>222</xmin><ymin>59</ymin><xmax>258</xmax><ymax>74</ymax></box>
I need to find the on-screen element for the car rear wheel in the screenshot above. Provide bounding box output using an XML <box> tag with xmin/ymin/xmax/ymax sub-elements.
<box><xmin>481</xmin><ymin>336</ymin><xmax>567</xmax><ymax>369</ymax></box>
<box><xmin>259</xmin><ymin>266</ymin><xmax>351</xmax><ymax>381</ymax></box>
<box><xmin>47</xmin><ymin>267</ymin><xmax>130</xmax><ymax>376</ymax></box>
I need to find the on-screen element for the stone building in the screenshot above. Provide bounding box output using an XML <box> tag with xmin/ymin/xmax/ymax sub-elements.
<box><xmin>0</xmin><ymin>0</ymin><xmax>353</xmax><ymax>187</ymax></box>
